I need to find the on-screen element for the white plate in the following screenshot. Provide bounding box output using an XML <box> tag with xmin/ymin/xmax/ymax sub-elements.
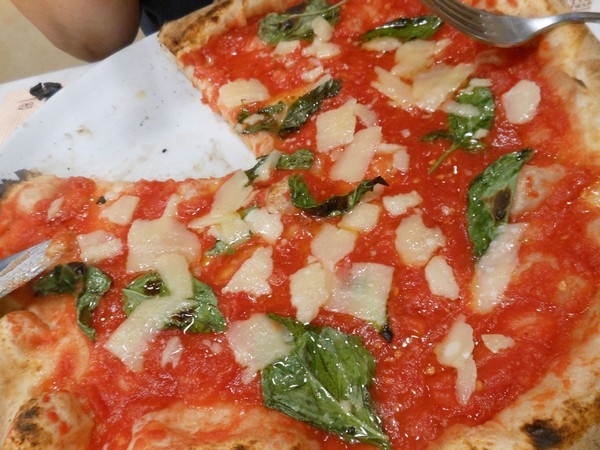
<box><xmin>0</xmin><ymin>34</ymin><xmax>255</xmax><ymax>182</ymax></box>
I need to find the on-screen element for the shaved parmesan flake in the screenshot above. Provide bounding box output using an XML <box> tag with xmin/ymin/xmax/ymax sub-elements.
<box><xmin>311</xmin><ymin>16</ymin><xmax>334</xmax><ymax>41</ymax></box>
<box><xmin>512</xmin><ymin>164</ymin><xmax>566</xmax><ymax>216</ymax></box>
<box><xmin>443</xmin><ymin>100</ymin><xmax>480</xmax><ymax>118</ymax></box>
<box><xmin>425</xmin><ymin>255</ymin><xmax>459</xmax><ymax>300</ymax></box>
<box><xmin>316</xmin><ymin>99</ymin><xmax>357</xmax><ymax>152</ymax></box>
<box><xmin>302</xmin><ymin>39</ymin><xmax>340</xmax><ymax>59</ymax></box>
<box><xmin>253</xmin><ymin>151</ymin><xmax>282</xmax><ymax>183</ymax></box>
<box><xmin>77</xmin><ymin>230</ymin><xmax>123</xmax><ymax>263</ymax></box>
<box><xmin>100</xmin><ymin>194</ymin><xmax>140</xmax><ymax>226</ymax></box>
<box><xmin>330</xmin><ymin>126</ymin><xmax>382</xmax><ymax>182</ymax></box>
<box><xmin>222</xmin><ymin>247</ymin><xmax>273</xmax><ymax>297</ymax></box>
<box><xmin>126</xmin><ymin>196</ymin><xmax>201</xmax><ymax>272</ymax></box>
<box><xmin>218</xmin><ymin>78</ymin><xmax>270</xmax><ymax>109</ymax></box>
<box><xmin>393</xmin><ymin>148</ymin><xmax>410</xmax><ymax>173</ymax></box>
<box><xmin>290</xmin><ymin>262</ymin><xmax>330</xmax><ymax>323</ymax></box>
<box><xmin>188</xmin><ymin>170</ymin><xmax>254</xmax><ymax>230</ymax></box>
<box><xmin>47</xmin><ymin>197</ymin><xmax>64</xmax><ymax>220</ymax></box>
<box><xmin>482</xmin><ymin>334</ymin><xmax>515</xmax><ymax>353</ymax></box>
<box><xmin>362</xmin><ymin>37</ymin><xmax>402</xmax><ymax>52</ymax></box>
<box><xmin>382</xmin><ymin>191</ymin><xmax>422</xmax><ymax>217</ymax></box>
<box><xmin>105</xmin><ymin>254</ymin><xmax>196</xmax><ymax>372</ymax></box>
<box><xmin>392</xmin><ymin>39</ymin><xmax>449</xmax><ymax>78</ymax></box>
<box><xmin>244</xmin><ymin>208</ymin><xmax>283</xmax><ymax>244</ymax></box>
<box><xmin>412</xmin><ymin>63</ymin><xmax>474</xmax><ymax>112</ymax></box>
<box><xmin>161</xmin><ymin>336</ymin><xmax>184</xmax><ymax>369</ymax></box>
<box><xmin>156</xmin><ymin>253</ymin><xmax>194</xmax><ymax>299</ymax></box>
<box><xmin>373</xmin><ymin>63</ymin><xmax>474</xmax><ymax>112</ymax></box>
<box><xmin>208</xmin><ymin>213</ymin><xmax>251</xmax><ymax>247</ymax></box>
<box><xmin>210</xmin><ymin>170</ymin><xmax>254</xmax><ymax>217</ymax></box>
<box><xmin>106</xmin><ymin>296</ymin><xmax>196</xmax><ymax>371</ymax></box>
<box><xmin>327</xmin><ymin>262</ymin><xmax>394</xmax><ymax>327</ymax></box>
<box><xmin>227</xmin><ymin>314</ymin><xmax>293</xmax><ymax>383</ymax></box>
<box><xmin>502</xmin><ymin>80</ymin><xmax>541</xmax><ymax>124</ymax></box>
<box><xmin>372</xmin><ymin>67</ymin><xmax>415</xmax><ymax>109</ymax></box>
<box><xmin>311</xmin><ymin>223</ymin><xmax>357</xmax><ymax>271</ymax></box>
<box><xmin>354</xmin><ymin>103</ymin><xmax>378</xmax><ymax>127</ymax></box>
<box><xmin>471</xmin><ymin>223</ymin><xmax>527</xmax><ymax>313</ymax></box>
<box><xmin>434</xmin><ymin>316</ymin><xmax>476</xmax><ymax>405</ymax></box>
<box><xmin>395</xmin><ymin>214</ymin><xmax>446</xmax><ymax>267</ymax></box>
<box><xmin>274</xmin><ymin>40</ymin><xmax>300</xmax><ymax>55</ymax></box>
<box><xmin>339</xmin><ymin>202</ymin><xmax>381</xmax><ymax>233</ymax></box>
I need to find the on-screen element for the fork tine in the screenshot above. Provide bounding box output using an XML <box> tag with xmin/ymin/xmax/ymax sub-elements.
<box><xmin>421</xmin><ymin>0</ymin><xmax>489</xmax><ymax>38</ymax></box>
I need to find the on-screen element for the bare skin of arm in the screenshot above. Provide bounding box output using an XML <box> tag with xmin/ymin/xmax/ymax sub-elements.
<box><xmin>11</xmin><ymin>0</ymin><xmax>142</xmax><ymax>62</ymax></box>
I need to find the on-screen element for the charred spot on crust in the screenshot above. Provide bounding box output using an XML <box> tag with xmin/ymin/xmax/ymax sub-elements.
<box><xmin>523</xmin><ymin>419</ymin><xmax>563</xmax><ymax>448</ymax></box>
<box><xmin>9</xmin><ymin>400</ymin><xmax>52</xmax><ymax>447</ymax></box>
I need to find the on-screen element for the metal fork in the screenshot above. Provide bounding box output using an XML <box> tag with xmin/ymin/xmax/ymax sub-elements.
<box><xmin>420</xmin><ymin>0</ymin><xmax>600</xmax><ymax>46</ymax></box>
<box><xmin>0</xmin><ymin>239</ymin><xmax>64</xmax><ymax>298</ymax></box>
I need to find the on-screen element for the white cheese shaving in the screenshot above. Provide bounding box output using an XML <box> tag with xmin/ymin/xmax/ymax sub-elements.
<box><xmin>105</xmin><ymin>254</ymin><xmax>195</xmax><ymax>372</ymax></box>
<box><xmin>290</xmin><ymin>262</ymin><xmax>331</xmax><ymax>323</ymax></box>
<box><xmin>47</xmin><ymin>197</ymin><xmax>64</xmax><ymax>220</ymax></box>
<box><xmin>481</xmin><ymin>333</ymin><xmax>515</xmax><ymax>353</ymax></box>
<box><xmin>244</xmin><ymin>208</ymin><xmax>283</xmax><ymax>244</ymax></box>
<box><xmin>227</xmin><ymin>313</ymin><xmax>293</xmax><ymax>383</ymax></box>
<box><xmin>382</xmin><ymin>191</ymin><xmax>422</xmax><ymax>217</ymax></box>
<box><xmin>311</xmin><ymin>223</ymin><xmax>357</xmax><ymax>271</ymax></box>
<box><xmin>222</xmin><ymin>246</ymin><xmax>273</xmax><ymax>297</ymax></box>
<box><xmin>425</xmin><ymin>255</ymin><xmax>460</xmax><ymax>300</ymax></box>
<box><xmin>330</xmin><ymin>126</ymin><xmax>382</xmax><ymax>183</ymax></box>
<box><xmin>274</xmin><ymin>40</ymin><xmax>300</xmax><ymax>55</ymax></box>
<box><xmin>502</xmin><ymin>80</ymin><xmax>541</xmax><ymax>124</ymax></box>
<box><xmin>392</xmin><ymin>39</ymin><xmax>449</xmax><ymax>78</ymax></box>
<box><xmin>316</xmin><ymin>99</ymin><xmax>357</xmax><ymax>152</ymax></box>
<box><xmin>471</xmin><ymin>223</ymin><xmax>527</xmax><ymax>313</ymax></box>
<box><xmin>327</xmin><ymin>262</ymin><xmax>394</xmax><ymax>327</ymax></box>
<box><xmin>161</xmin><ymin>336</ymin><xmax>184</xmax><ymax>369</ymax></box>
<box><xmin>434</xmin><ymin>316</ymin><xmax>477</xmax><ymax>405</ymax></box>
<box><xmin>338</xmin><ymin>202</ymin><xmax>381</xmax><ymax>233</ymax></box>
<box><xmin>395</xmin><ymin>214</ymin><xmax>446</xmax><ymax>267</ymax></box>
<box><xmin>511</xmin><ymin>164</ymin><xmax>566</xmax><ymax>216</ymax></box>
<box><xmin>412</xmin><ymin>63</ymin><xmax>474</xmax><ymax>112</ymax></box>
<box><xmin>218</xmin><ymin>78</ymin><xmax>270</xmax><ymax>109</ymax></box>
<box><xmin>126</xmin><ymin>195</ymin><xmax>201</xmax><ymax>273</ymax></box>
<box><xmin>77</xmin><ymin>230</ymin><xmax>123</xmax><ymax>263</ymax></box>
<box><xmin>100</xmin><ymin>194</ymin><xmax>140</xmax><ymax>226</ymax></box>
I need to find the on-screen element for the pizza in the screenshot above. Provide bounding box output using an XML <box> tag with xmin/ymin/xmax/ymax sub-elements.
<box><xmin>2</xmin><ymin>0</ymin><xmax>600</xmax><ymax>448</ymax></box>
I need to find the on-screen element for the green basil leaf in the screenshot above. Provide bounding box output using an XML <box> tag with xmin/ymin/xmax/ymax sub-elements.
<box><xmin>122</xmin><ymin>272</ymin><xmax>169</xmax><ymax>316</ymax></box>
<box><xmin>205</xmin><ymin>239</ymin><xmax>239</xmax><ymax>257</ymax></box>
<box><xmin>360</xmin><ymin>15</ymin><xmax>442</xmax><ymax>42</ymax></box>
<box><xmin>289</xmin><ymin>174</ymin><xmax>387</xmax><ymax>217</ymax></box>
<box><xmin>32</xmin><ymin>262</ymin><xmax>111</xmax><ymax>340</ymax></box>
<box><xmin>258</xmin><ymin>0</ymin><xmax>345</xmax><ymax>45</ymax></box>
<box><xmin>245</xmin><ymin>155</ymin><xmax>269</xmax><ymax>183</ymax></box>
<box><xmin>276</xmin><ymin>148</ymin><xmax>315</xmax><ymax>170</ymax></box>
<box><xmin>238</xmin><ymin>102</ymin><xmax>286</xmax><ymax>135</ymax></box>
<box><xmin>166</xmin><ymin>279</ymin><xmax>226</xmax><ymax>333</ymax></box>
<box><xmin>122</xmin><ymin>273</ymin><xmax>226</xmax><ymax>333</ymax></box>
<box><xmin>425</xmin><ymin>84</ymin><xmax>495</xmax><ymax>173</ymax></box>
<box><xmin>262</xmin><ymin>315</ymin><xmax>390</xmax><ymax>449</ymax></box>
<box><xmin>77</xmin><ymin>267</ymin><xmax>112</xmax><ymax>340</ymax></box>
<box><xmin>449</xmin><ymin>86</ymin><xmax>495</xmax><ymax>149</ymax></box>
<box><xmin>467</xmin><ymin>149</ymin><xmax>534</xmax><ymax>257</ymax></box>
<box><xmin>280</xmin><ymin>78</ymin><xmax>342</xmax><ymax>137</ymax></box>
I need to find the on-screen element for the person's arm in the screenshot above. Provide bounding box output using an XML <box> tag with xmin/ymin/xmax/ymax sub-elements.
<box><xmin>11</xmin><ymin>0</ymin><xmax>142</xmax><ymax>61</ymax></box>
